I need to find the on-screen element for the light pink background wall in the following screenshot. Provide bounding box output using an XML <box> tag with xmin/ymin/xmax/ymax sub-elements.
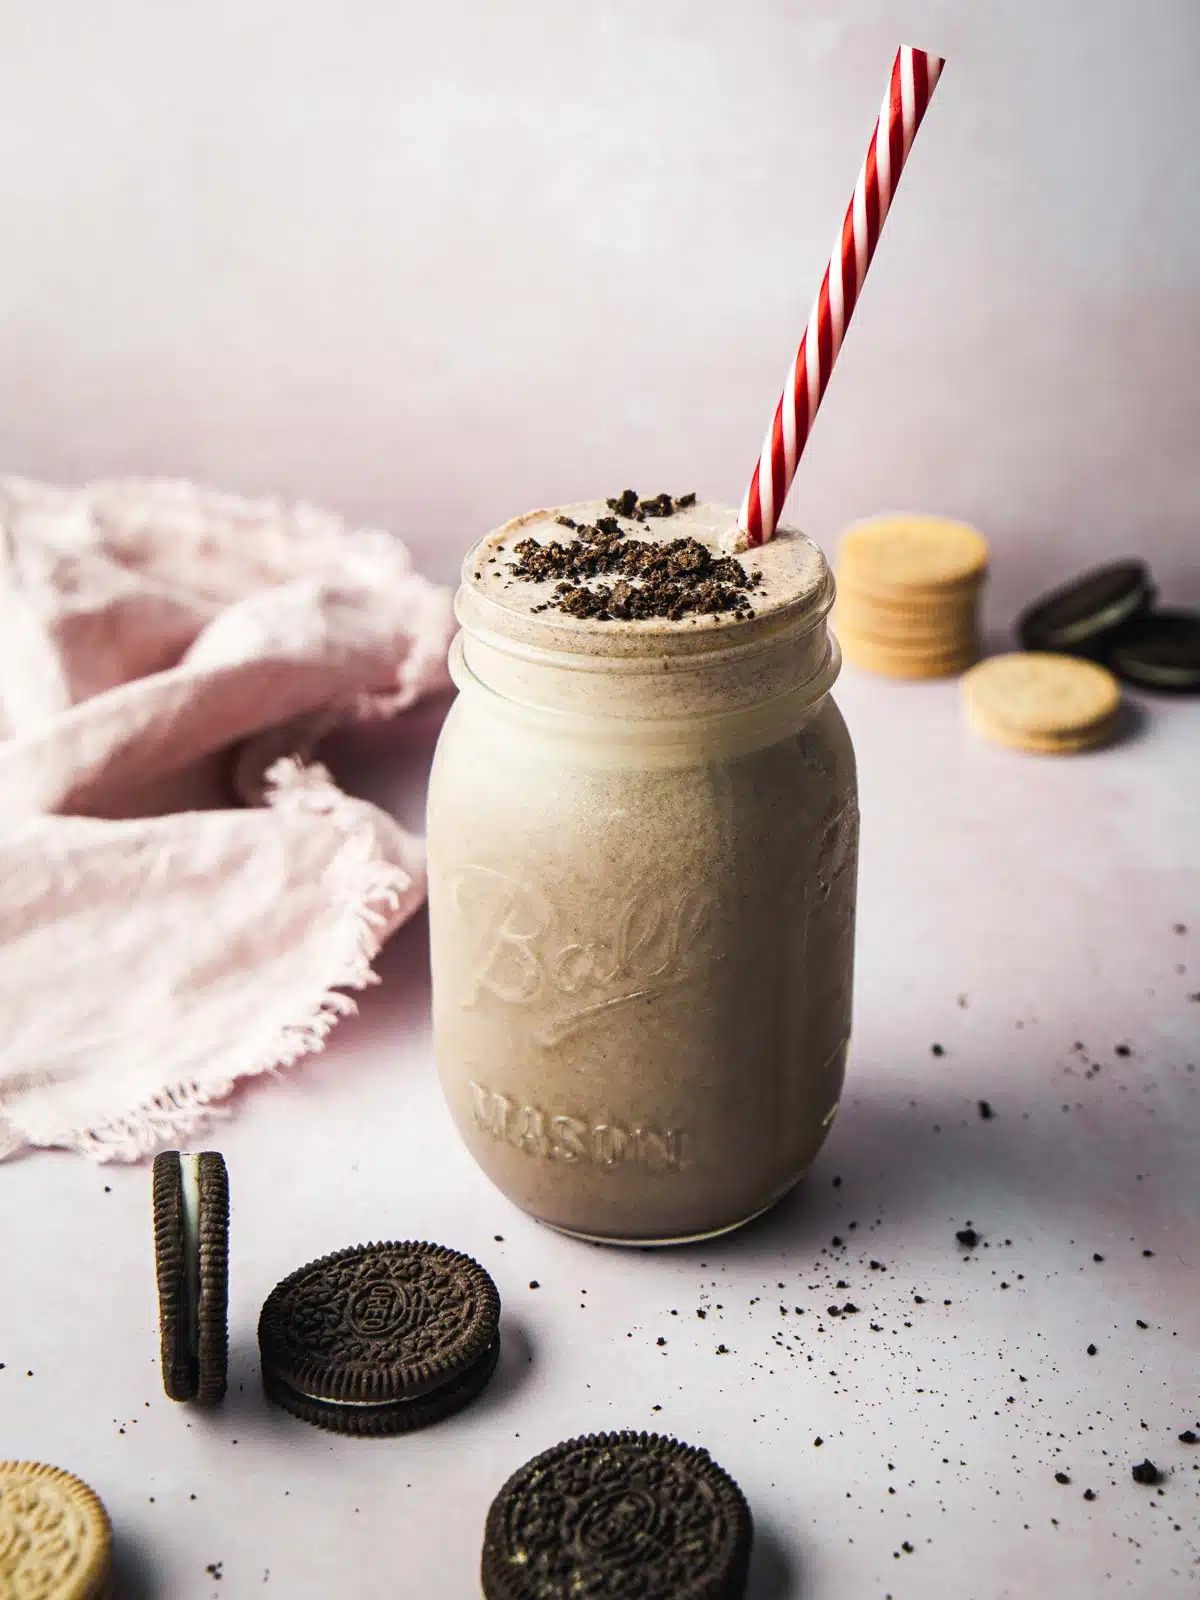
<box><xmin>1</xmin><ymin>1</ymin><xmax>1197</xmax><ymax>625</ymax></box>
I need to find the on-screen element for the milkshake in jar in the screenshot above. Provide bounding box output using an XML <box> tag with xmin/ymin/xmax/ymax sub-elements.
<box><xmin>427</xmin><ymin>495</ymin><xmax>858</xmax><ymax>1244</ymax></box>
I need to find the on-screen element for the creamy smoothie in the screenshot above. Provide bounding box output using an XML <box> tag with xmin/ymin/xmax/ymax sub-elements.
<box><xmin>427</xmin><ymin>497</ymin><xmax>858</xmax><ymax>1244</ymax></box>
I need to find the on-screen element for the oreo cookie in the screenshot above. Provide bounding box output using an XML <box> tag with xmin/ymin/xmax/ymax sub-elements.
<box><xmin>152</xmin><ymin>1151</ymin><xmax>229</xmax><ymax>1403</ymax></box>
<box><xmin>258</xmin><ymin>1241</ymin><xmax>501</xmax><ymax>1435</ymax></box>
<box><xmin>1017</xmin><ymin>559</ymin><xmax>1154</xmax><ymax>657</ymax></box>
<box><xmin>1108</xmin><ymin>608</ymin><xmax>1200</xmax><ymax>693</ymax></box>
<box><xmin>481</xmin><ymin>1431</ymin><xmax>753</xmax><ymax>1600</ymax></box>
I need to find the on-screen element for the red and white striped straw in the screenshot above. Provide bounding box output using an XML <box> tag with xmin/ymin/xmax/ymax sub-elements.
<box><xmin>738</xmin><ymin>45</ymin><xmax>945</xmax><ymax>548</ymax></box>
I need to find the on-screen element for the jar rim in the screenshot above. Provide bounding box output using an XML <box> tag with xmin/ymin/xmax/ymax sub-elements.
<box><xmin>456</xmin><ymin>503</ymin><xmax>833</xmax><ymax>665</ymax></box>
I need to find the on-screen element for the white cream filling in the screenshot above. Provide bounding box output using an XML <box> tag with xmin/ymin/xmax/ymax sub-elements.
<box><xmin>179</xmin><ymin>1153</ymin><xmax>202</xmax><ymax>1360</ymax></box>
<box><xmin>288</xmin><ymin>1340</ymin><xmax>500</xmax><ymax>1407</ymax></box>
<box><xmin>317</xmin><ymin>1395</ymin><xmax>403</xmax><ymax>1408</ymax></box>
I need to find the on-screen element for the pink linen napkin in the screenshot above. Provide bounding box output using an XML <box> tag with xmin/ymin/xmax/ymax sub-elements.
<box><xmin>0</xmin><ymin>477</ymin><xmax>454</xmax><ymax>1162</ymax></box>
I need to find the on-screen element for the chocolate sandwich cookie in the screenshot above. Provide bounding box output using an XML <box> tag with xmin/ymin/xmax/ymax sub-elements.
<box><xmin>481</xmin><ymin>1431</ymin><xmax>753</xmax><ymax>1600</ymax></box>
<box><xmin>0</xmin><ymin>1461</ymin><xmax>113</xmax><ymax>1599</ymax></box>
<box><xmin>1108</xmin><ymin>608</ymin><xmax>1200</xmax><ymax>693</ymax></box>
<box><xmin>1017</xmin><ymin>559</ymin><xmax>1154</xmax><ymax>657</ymax></box>
<box><xmin>152</xmin><ymin>1150</ymin><xmax>229</xmax><ymax>1402</ymax></box>
<box><xmin>258</xmin><ymin>1241</ymin><xmax>501</xmax><ymax>1435</ymax></box>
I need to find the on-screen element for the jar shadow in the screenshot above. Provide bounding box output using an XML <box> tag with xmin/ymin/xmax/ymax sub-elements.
<box><xmin>646</xmin><ymin>1062</ymin><xmax>1183</xmax><ymax>1264</ymax></box>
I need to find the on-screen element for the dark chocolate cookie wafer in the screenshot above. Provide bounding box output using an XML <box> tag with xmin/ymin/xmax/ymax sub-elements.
<box><xmin>481</xmin><ymin>1431</ymin><xmax>753</xmax><ymax>1600</ymax></box>
<box><xmin>1017</xmin><ymin>559</ymin><xmax>1154</xmax><ymax>657</ymax></box>
<box><xmin>152</xmin><ymin>1151</ymin><xmax>229</xmax><ymax>1403</ymax></box>
<box><xmin>258</xmin><ymin>1241</ymin><xmax>501</xmax><ymax>1436</ymax></box>
<box><xmin>1108</xmin><ymin>607</ymin><xmax>1200</xmax><ymax>692</ymax></box>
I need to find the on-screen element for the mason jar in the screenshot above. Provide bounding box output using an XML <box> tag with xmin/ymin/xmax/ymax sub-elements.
<box><xmin>426</xmin><ymin>501</ymin><xmax>858</xmax><ymax>1244</ymax></box>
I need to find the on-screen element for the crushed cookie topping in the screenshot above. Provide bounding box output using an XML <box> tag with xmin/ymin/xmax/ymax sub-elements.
<box><xmin>506</xmin><ymin>492</ymin><xmax>760</xmax><ymax>622</ymax></box>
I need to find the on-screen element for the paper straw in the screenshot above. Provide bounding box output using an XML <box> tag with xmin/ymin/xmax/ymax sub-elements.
<box><xmin>738</xmin><ymin>45</ymin><xmax>945</xmax><ymax>547</ymax></box>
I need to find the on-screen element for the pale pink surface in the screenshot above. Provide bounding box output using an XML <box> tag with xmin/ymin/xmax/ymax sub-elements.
<box><xmin>1</xmin><ymin>675</ymin><xmax>1196</xmax><ymax>1598</ymax></box>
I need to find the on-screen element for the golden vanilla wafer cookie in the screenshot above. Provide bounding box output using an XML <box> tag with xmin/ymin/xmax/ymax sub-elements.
<box><xmin>966</xmin><ymin>703</ymin><xmax>1119</xmax><ymax>755</ymax></box>
<box><xmin>0</xmin><ymin>1462</ymin><xmax>113</xmax><ymax>1600</ymax></box>
<box><xmin>835</xmin><ymin>577</ymin><xmax>983</xmax><ymax>617</ymax></box>
<box><xmin>962</xmin><ymin>652</ymin><xmax>1120</xmax><ymax>744</ymax></box>
<box><xmin>834</xmin><ymin>594</ymin><xmax>978</xmax><ymax>648</ymax></box>
<box><xmin>838</xmin><ymin>628</ymin><xmax>978</xmax><ymax>680</ymax></box>
<box><xmin>839</xmin><ymin>514</ymin><xmax>990</xmax><ymax>595</ymax></box>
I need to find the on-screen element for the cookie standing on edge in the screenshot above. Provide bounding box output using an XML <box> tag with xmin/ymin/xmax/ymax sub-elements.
<box><xmin>481</xmin><ymin>1431</ymin><xmax>753</xmax><ymax>1600</ymax></box>
<box><xmin>152</xmin><ymin>1150</ymin><xmax>229</xmax><ymax>1402</ymax></box>
<box><xmin>0</xmin><ymin>1461</ymin><xmax>113</xmax><ymax>1600</ymax></box>
<box><xmin>258</xmin><ymin>1241</ymin><xmax>501</xmax><ymax>1435</ymax></box>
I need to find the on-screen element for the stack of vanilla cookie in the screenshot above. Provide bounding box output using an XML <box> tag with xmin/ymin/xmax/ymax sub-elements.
<box><xmin>962</xmin><ymin>652</ymin><xmax>1122</xmax><ymax>755</ymax></box>
<box><xmin>834</xmin><ymin>514</ymin><xmax>989</xmax><ymax>679</ymax></box>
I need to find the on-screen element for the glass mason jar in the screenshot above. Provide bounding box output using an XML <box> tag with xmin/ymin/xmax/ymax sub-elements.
<box><xmin>427</xmin><ymin>502</ymin><xmax>858</xmax><ymax>1245</ymax></box>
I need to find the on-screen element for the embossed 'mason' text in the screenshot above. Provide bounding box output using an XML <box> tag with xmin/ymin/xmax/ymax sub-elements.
<box><xmin>469</xmin><ymin>1081</ymin><xmax>686</xmax><ymax>1174</ymax></box>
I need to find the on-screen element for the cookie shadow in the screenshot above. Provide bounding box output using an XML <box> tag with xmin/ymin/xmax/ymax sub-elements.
<box><xmin>746</xmin><ymin>1518</ymin><xmax>802</xmax><ymax>1599</ymax></box>
<box><xmin>109</xmin><ymin>1529</ymin><xmax>161</xmax><ymax>1600</ymax></box>
<box><xmin>472</xmin><ymin>1316</ymin><xmax>535</xmax><ymax>1417</ymax></box>
<box><xmin>1110</xmin><ymin>694</ymin><xmax>1151</xmax><ymax>746</ymax></box>
<box><xmin>188</xmin><ymin>1338</ymin><xmax>273</xmax><ymax>1434</ymax></box>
